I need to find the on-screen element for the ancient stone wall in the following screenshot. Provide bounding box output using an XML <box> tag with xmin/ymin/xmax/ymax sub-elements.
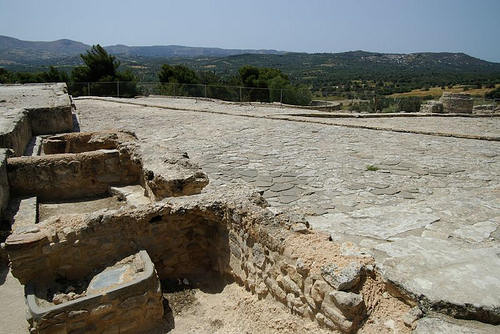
<box><xmin>42</xmin><ymin>131</ymin><xmax>138</xmax><ymax>154</ymax></box>
<box><xmin>6</xmin><ymin>149</ymin><xmax>141</xmax><ymax>200</ymax></box>
<box><xmin>440</xmin><ymin>92</ymin><xmax>473</xmax><ymax>113</ymax></box>
<box><xmin>28</xmin><ymin>105</ymin><xmax>73</xmax><ymax>136</ymax></box>
<box><xmin>419</xmin><ymin>100</ymin><xmax>444</xmax><ymax>113</ymax></box>
<box><xmin>26</xmin><ymin>251</ymin><xmax>163</xmax><ymax>334</ymax></box>
<box><xmin>0</xmin><ymin>109</ymin><xmax>32</xmax><ymax>156</ymax></box>
<box><xmin>0</xmin><ymin>149</ymin><xmax>9</xmax><ymax>218</ymax></box>
<box><xmin>6</xmin><ymin>191</ymin><xmax>380</xmax><ymax>333</ymax></box>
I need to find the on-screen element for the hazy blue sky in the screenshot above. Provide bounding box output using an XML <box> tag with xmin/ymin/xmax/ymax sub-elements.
<box><xmin>1</xmin><ymin>0</ymin><xmax>499</xmax><ymax>62</ymax></box>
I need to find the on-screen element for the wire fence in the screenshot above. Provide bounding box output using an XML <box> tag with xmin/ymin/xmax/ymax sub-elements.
<box><xmin>68</xmin><ymin>81</ymin><xmax>498</xmax><ymax>111</ymax></box>
<box><xmin>68</xmin><ymin>81</ymin><xmax>313</xmax><ymax>106</ymax></box>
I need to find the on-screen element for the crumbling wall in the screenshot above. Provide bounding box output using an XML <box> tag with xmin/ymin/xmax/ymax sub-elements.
<box><xmin>5</xmin><ymin>190</ymin><xmax>384</xmax><ymax>333</ymax></box>
<box><xmin>440</xmin><ymin>92</ymin><xmax>473</xmax><ymax>113</ymax></box>
<box><xmin>420</xmin><ymin>100</ymin><xmax>444</xmax><ymax>113</ymax></box>
<box><xmin>5</xmin><ymin>204</ymin><xmax>229</xmax><ymax>285</ymax></box>
<box><xmin>6</xmin><ymin>149</ymin><xmax>141</xmax><ymax>200</ymax></box>
<box><xmin>43</xmin><ymin>131</ymin><xmax>138</xmax><ymax>154</ymax></box>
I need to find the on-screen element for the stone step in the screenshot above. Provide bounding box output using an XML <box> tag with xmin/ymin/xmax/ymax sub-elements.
<box><xmin>110</xmin><ymin>185</ymin><xmax>151</xmax><ymax>207</ymax></box>
<box><xmin>10</xmin><ymin>196</ymin><xmax>38</xmax><ymax>233</ymax></box>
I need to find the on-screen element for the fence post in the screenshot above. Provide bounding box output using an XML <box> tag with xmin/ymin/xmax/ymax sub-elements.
<box><xmin>87</xmin><ymin>82</ymin><xmax>90</xmax><ymax>96</ymax></box>
<box><xmin>204</xmin><ymin>84</ymin><xmax>207</xmax><ymax>98</ymax></box>
<box><xmin>117</xmin><ymin>81</ymin><xmax>120</xmax><ymax>97</ymax></box>
<box><xmin>239</xmin><ymin>87</ymin><xmax>242</xmax><ymax>102</ymax></box>
<box><xmin>173</xmin><ymin>83</ymin><xmax>176</xmax><ymax>96</ymax></box>
<box><xmin>280</xmin><ymin>89</ymin><xmax>283</xmax><ymax>106</ymax></box>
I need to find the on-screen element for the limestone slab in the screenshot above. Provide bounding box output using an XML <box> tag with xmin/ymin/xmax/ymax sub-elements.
<box><xmin>375</xmin><ymin>236</ymin><xmax>500</xmax><ymax>323</ymax></box>
<box><xmin>308</xmin><ymin>205</ymin><xmax>440</xmax><ymax>240</ymax></box>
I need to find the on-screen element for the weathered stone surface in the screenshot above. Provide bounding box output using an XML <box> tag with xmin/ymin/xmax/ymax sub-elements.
<box><xmin>109</xmin><ymin>185</ymin><xmax>151</xmax><ymax>207</ymax></box>
<box><xmin>413</xmin><ymin>316</ymin><xmax>499</xmax><ymax>334</ymax></box>
<box><xmin>329</xmin><ymin>290</ymin><xmax>364</xmax><ymax>319</ymax></box>
<box><xmin>42</xmin><ymin>131</ymin><xmax>137</xmax><ymax>154</ymax></box>
<box><xmin>402</xmin><ymin>306</ymin><xmax>423</xmax><ymax>327</ymax></box>
<box><xmin>420</xmin><ymin>100</ymin><xmax>444</xmax><ymax>113</ymax></box>
<box><xmin>25</xmin><ymin>251</ymin><xmax>163</xmax><ymax>334</ymax></box>
<box><xmin>375</xmin><ymin>236</ymin><xmax>500</xmax><ymax>324</ymax></box>
<box><xmin>6</xmin><ymin>185</ymin><xmax>377</xmax><ymax>332</ymax></box>
<box><xmin>59</xmin><ymin>96</ymin><xmax>499</xmax><ymax>330</ymax></box>
<box><xmin>0</xmin><ymin>108</ymin><xmax>31</xmax><ymax>156</ymax></box>
<box><xmin>10</xmin><ymin>196</ymin><xmax>37</xmax><ymax>232</ymax></box>
<box><xmin>7</xmin><ymin>149</ymin><xmax>140</xmax><ymax>200</ymax></box>
<box><xmin>440</xmin><ymin>92</ymin><xmax>473</xmax><ymax>114</ymax></box>
<box><xmin>321</xmin><ymin>262</ymin><xmax>362</xmax><ymax>291</ymax></box>
<box><xmin>0</xmin><ymin>148</ymin><xmax>9</xmax><ymax>217</ymax></box>
<box><xmin>0</xmin><ymin>83</ymin><xmax>73</xmax><ymax>135</ymax></box>
<box><xmin>451</xmin><ymin>220</ymin><xmax>497</xmax><ymax>242</ymax></box>
<box><xmin>308</xmin><ymin>204</ymin><xmax>440</xmax><ymax>240</ymax></box>
<box><xmin>140</xmin><ymin>144</ymin><xmax>209</xmax><ymax>200</ymax></box>
<box><xmin>473</xmin><ymin>104</ymin><xmax>497</xmax><ymax>114</ymax></box>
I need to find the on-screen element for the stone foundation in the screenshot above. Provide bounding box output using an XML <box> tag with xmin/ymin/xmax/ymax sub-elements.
<box><xmin>420</xmin><ymin>100</ymin><xmax>444</xmax><ymax>113</ymax></box>
<box><xmin>5</xmin><ymin>189</ymin><xmax>387</xmax><ymax>333</ymax></box>
<box><xmin>42</xmin><ymin>131</ymin><xmax>138</xmax><ymax>154</ymax></box>
<box><xmin>0</xmin><ymin>83</ymin><xmax>74</xmax><ymax>156</ymax></box>
<box><xmin>7</xmin><ymin>150</ymin><xmax>141</xmax><ymax>200</ymax></box>
<box><xmin>5</xmin><ymin>131</ymin><xmax>208</xmax><ymax>202</ymax></box>
<box><xmin>440</xmin><ymin>92</ymin><xmax>473</xmax><ymax>113</ymax></box>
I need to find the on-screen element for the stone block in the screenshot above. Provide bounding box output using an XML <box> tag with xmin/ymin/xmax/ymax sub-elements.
<box><xmin>329</xmin><ymin>290</ymin><xmax>364</xmax><ymax>319</ymax></box>
<box><xmin>321</xmin><ymin>262</ymin><xmax>363</xmax><ymax>291</ymax></box>
<box><xmin>0</xmin><ymin>109</ymin><xmax>31</xmax><ymax>156</ymax></box>
<box><xmin>440</xmin><ymin>92</ymin><xmax>473</xmax><ymax>113</ymax></box>
<box><xmin>420</xmin><ymin>100</ymin><xmax>444</xmax><ymax>113</ymax></box>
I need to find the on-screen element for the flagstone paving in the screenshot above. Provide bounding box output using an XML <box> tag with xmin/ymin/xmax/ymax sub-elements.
<box><xmin>75</xmin><ymin>97</ymin><xmax>500</xmax><ymax>326</ymax></box>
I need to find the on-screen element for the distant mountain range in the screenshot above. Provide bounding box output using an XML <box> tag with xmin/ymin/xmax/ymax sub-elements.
<box><xmin>1</xmin><ymin>35</ymin><xmax>499</xmax><ymax>86</ymax></box>
<box><xmin>0</xmin><ymin>35</ymin><xmax>284</xmax><ymax>66</ymax></box>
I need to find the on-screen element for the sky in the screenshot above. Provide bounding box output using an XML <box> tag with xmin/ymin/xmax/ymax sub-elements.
<box><xmin>1</xmin><ymin>0</ymin><xmax>499</xmax><ymax>62</ymax></box>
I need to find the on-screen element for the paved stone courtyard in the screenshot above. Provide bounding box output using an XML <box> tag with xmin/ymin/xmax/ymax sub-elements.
<box><xmin>74</xmin><ymin>97</ymin><xmax>500</xmax><ymax>329</ymax></box>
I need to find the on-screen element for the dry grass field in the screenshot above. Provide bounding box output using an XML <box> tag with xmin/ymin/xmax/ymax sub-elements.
<box><xmin>389</xmin><ymin>84</ymin><xmax>500</xmax><ymax>98</ymax></box>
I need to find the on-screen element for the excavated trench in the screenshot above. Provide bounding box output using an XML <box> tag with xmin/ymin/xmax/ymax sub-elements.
<box><xmin>2</xmin><ymin>131</ymin><xmax>416</xmax><ymax>334</ymax></box>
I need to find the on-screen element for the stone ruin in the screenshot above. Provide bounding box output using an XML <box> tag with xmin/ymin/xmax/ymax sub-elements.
<box><xmin>419</xmin><ymin>100</ymin><xmax>443</xmax><ymax>113</ymax></box>
<box><xmin>440</xmin><ymin>92</ymin><xmax>474</xmax><ymax>113</ymax></box>
<box><xmin>0</xmin><ymin>83</ymin><xmax>498</xmax><ymax>333</ymax></box>
<box><xmin>420</xmin><ymin>92</ymin><xmax>474</xmax><ymax>114</ymax></box>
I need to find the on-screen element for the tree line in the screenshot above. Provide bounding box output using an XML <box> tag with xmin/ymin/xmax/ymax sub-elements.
<box><xmin>0</xmin><ymin>44</ymin><xmax>312</xmax><ymax>105</ymax></box>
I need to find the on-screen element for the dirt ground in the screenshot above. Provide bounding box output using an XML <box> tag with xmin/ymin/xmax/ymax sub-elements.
<box><xmin>0</xmin><ymin>267</ymin><xmax>29</xmax><ymax>334</ymax></box>
<box><xmin>162</xmin><ymin>281</ymin><xmax>335</xmax><ymax>334</ymax></box>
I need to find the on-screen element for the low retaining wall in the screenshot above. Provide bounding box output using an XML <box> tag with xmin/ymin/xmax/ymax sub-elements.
<box><xmin>26</xmin><ymin>250</ymin><xmax>163</xmax><ymax>334</ymax></box>
<box><xmin>6</xmin><ymin>190</ymin><xmax>386</xmax><ymax>333</ymax></box>
<box><xmin>7</xmin><ymin>149</ymin><xmax>141</xmax><ymax>200</ymax></box>
<box><xmin>42</xmin><ymin>131</ymin><xmax>138</xmax><ymax>154</ymax></box>
<box><xmin>28</xmin><ymin>105</ymin><xmax>73</xmax><ymax>136</ymax></box>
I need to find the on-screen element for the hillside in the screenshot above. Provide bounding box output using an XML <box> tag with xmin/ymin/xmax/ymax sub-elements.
<box><xmin>0</xmin><ymin>35</ymin><xmax>283</xmax><ymax>67</ymax></box>
<box><xmin>132</xmin><ymin>51</ymin><xmax>500</xmax><ymax>88</ymax></box>
<box><xmin>1</xmin><ymin>35</ymin><xmax>500</xmax><ymax>92</ymax></box>
<box><xmin>0</xmin><ymin>35</ymin><xmax>88</xmax><ymax>64</ymax></box>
